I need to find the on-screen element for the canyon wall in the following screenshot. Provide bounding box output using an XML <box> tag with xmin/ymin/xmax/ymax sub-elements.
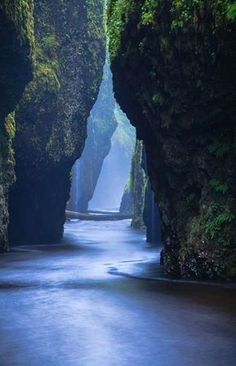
<box><xmin>9</xmin><ymin>0</ymin><xmax>105</xmax><ymax>244</ymax></box>
<box><xmin>108</xmin><ymin>0</ymin><xmax>236</xmax><ymax>279</ymax></box>
<box><xmin>0</xmin><ymin>0</ymin><xmax>34</xmax><ymax>251</ymax></box>
<box><xmin>130</xmin><ymin>141</ymin><xmax>146</xmax><ymax>229</ymax></box>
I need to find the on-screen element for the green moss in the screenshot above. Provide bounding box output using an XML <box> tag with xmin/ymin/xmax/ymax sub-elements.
<box><xmin>131</xmin><ymin>141</ymin><xmax>147</xmax><ymax>229</ymax></box>
<box><xmin>205</xmin><ymin>210</ymin><xmax>235</xmax><ymax>239</ymax></box>
<box><xmin>1</xmin><ymin>0</ymin><xmax>35</xmax><ymax>54</ymax></box>
<box><xmin>41</xmin><ymin>34</ymin><xmax>59</xmax><ymax>57</ymax></box>
<box><xmin>10</xmin><ymin>0</ymin><xmax>106</xmax><ymax>244</ymax></box>
<box><xmin>209</xmin><ymin>179</ymin><xmax>229</xmax><ymax>195</ymax></box>
<box><xmin>227</xmin><ymin>1</ymin><xmax>236</xmax><ymax>20</ymax></box>
<box><xmin>0</xmin><ymin>0</ymin><xmax>34</xmax><ymax>251</ymax></box>
<box><xmin>107</xmin><ymin>0</ymin><xmax>236</xmax><ymax>279</ymax></box>
<box><xmin>5</xmin><ymin>113</ymin><xmax>16</xmax><ymax>140</ymax></box>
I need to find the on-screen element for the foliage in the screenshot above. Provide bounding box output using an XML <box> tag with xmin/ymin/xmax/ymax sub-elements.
<box><xmin>9</xmin><ymin>0</ymin><xmax>106</xmax><ymax>244</ymax></box>
<box><xmin>209</xmin><ymin>179</ymin><xmax>229</xmax><ymax>195</ymax></box>
<box><xmin>107</xmin><ymin>0</ymin><xmax>236</xmax><ymax>279</ymax></box>
<box><xmin>41</xmin><ymin>34</ymin><xmax>59</xmax><ymax>56</ymax></box>
<box><xmin>227</xmin><ymin>2</ymin><xmax>236</xmax><ymax>20</ymax></box>
<box><xmin>0</xmin><ymin>0</ymin><xmax>34</xmax><ymax>251</ymax></box>
<box><xmin>205</xmin><ymin>210</ymin><xmax>235</xmax><ymax>239</ymax></box>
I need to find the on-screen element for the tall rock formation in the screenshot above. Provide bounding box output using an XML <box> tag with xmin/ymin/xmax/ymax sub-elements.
<box><xmin>130</xmin><ymin>140</ymin><xmax>146</xmax><ymax>229</ymax></box>
<box><xmin>108</xmin><ymin>0</ymin><xmax>236</xmax><ymax>279</ymax></box>
<box><xmin>9</xmin><ymin>0</ymin><xmax>105</xmax><ymax>244</ymax></box>
<box><xmin>0</xmin><ymin>0</ymin><xmax>34</xmax><ymax>251</ymax></box>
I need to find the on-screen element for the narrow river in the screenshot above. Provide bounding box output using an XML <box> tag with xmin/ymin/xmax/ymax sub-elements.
<box><xmin>0</xmin><ymin>220</ymin><xmax>235</xmax><ymax>366</ymax></box>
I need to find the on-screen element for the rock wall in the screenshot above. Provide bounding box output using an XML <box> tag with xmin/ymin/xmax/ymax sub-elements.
<box><xmin>143</xmin><ymin>182</ymin><xmax>162</xmax><ymax>246</ymax></box>
<box><xmin>9</xmin><ymin>0</ymin><xmax>105</xmax><ymax>244</ymax></box>
<box><xmin>0</xmin><ymin>0</ymin><xmax>34</xmax><ymax>251</ymax></box>
<box><xmin>108</xmin><ymin>0</ymin><xmax>236</xmax><ymax>279</ymax></box>
<box><xmin>130</xmin><ymin>141</ymin><xmax>147</xmax><ymax>229</ymax></box>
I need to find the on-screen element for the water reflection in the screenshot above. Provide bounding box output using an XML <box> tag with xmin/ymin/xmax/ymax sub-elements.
<box><xmin>0</xmin><ymin>220</ymin><xmax>235</xmax><ymax>366</ymax></box>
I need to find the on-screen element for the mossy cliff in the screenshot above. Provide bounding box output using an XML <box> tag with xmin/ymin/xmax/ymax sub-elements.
<box><xmin>9</xmin><ymin>0</ymin><xmax>105</xmax><ymax>244</ymax></box>
<box><xmin>0</xmin><ymin>0</ymin><xmax>34</xmax><ymax>251</ymax></box>
<box><xmin>108</xmin><ymin>0</ymin><xmax>236</xmax><ymax>279</ymax></box>
<box><xmin>130</xmin><ymin>140</ymin><xmax>147</xmax><ymax>230</ymax></box>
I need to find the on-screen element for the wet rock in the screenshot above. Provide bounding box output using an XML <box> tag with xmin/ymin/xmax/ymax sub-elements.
<box><xmin>9</xmin><ymin>0</ymin><xmax>106</xmax><ymax>244</ymax></box>
<box><xmin>108</xmin><ymin>0</ymin><xmax>236</xmax><ymax>279</ymax></box>
<box><xmin>0</xmin><ymin>0</ymin><xmax>34</xmax><ymax>251</ymax></box>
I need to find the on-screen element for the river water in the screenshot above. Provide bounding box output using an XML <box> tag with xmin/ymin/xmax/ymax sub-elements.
<box><xmin>0</xmin><ymin>220</ymin><xmax>235</xmax><ymax>365</ymax></box>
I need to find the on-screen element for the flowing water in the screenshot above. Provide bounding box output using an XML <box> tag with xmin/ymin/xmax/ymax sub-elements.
<box><xmin>0</xmin><ymin>220</ymin><xmax>235</xmax><ymax>366</ymax></box>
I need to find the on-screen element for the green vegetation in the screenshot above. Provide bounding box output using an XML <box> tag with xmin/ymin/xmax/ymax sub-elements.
<box><xmin>205</xmin><ymin>210</ymin><xmax>235</xmax><ymax>239</ymax></box>
<box><xmin>9</xmin><ymin>0</ymin><xmax>106</xmax><ymax>244</ymax></box>
<box><xmin>209</xmin><ymin>179</ymin><xmax>229</xmax><ymax>195</ymax></box>
<box><xmin>107</xmin><ymin>0</ymin><xmax>236</xmax><ymax>279</ymax></box>
<box><xmin>0</xmin><ymin>0</ymin><xmax>34</xmax><ymax>52</ymax></box>
<box><xmin>41</xmin><ymin>34</ymin><xmax>59</xmax><ymax>56</ymax></box>
<box><xmin>131</xmin><ymin>141</ymin><xmax>147</xmax><ymax>229</ymax></box>
<box><xmin>0</xmin><ymin>0</ymin><xmax>34</xmax><ymax>251</ymax></box>
<box><xmin>227</xmin><ymin>2</ymin><xmax>236</xmax><ymax>20</ymax></box>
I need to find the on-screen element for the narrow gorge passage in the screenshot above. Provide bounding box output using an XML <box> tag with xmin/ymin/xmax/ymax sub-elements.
<box><xmin>0</xmin><ymin>219</ymin><xmax>235</xmax><ymax>366</ymax></box>
<box><xmin>0</xmin><ymin>1</ymin><xmax>236</xmax><ymax>365</ymax></box>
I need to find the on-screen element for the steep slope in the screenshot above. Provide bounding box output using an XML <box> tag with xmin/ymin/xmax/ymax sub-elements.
<box><xmin>0</xmin><ymin>0</ymin><xmax>34</xmax><ymax>251</ymax></box>
<box><xmin>108</xmin><ymin>0</ymin><xmax>236</xmax><ymax>278</ymax></box>
<box><xmin>9</xmin><ymin>0</ymin><xmax>105</xmax><ymax>244</ymax></box>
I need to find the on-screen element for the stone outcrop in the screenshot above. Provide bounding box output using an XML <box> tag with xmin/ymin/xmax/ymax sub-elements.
<box><xmin>0</xmin><ymin>0</ymin><xmax>34</xmax><ymax>251</ymax></box>
<box><xmin>9</xmin><ymin>0</ymin><xmax>105</xmax><ymax>244</ymax></box>
<box><xmin>108</xmin><ymin>0</ymin><xmax>236</xmax><ymax>279</ymax></box>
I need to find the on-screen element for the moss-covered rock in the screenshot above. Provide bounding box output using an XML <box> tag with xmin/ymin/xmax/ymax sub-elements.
<box><xmin>9</xmin><ymin>0</ymin><xmax>105</xmax><ymax>244</ymax></box>
<box><xmin>0</xmin><ymin>0</ymin><xmax>34</xmax><ymax>251</ymax></box>
<box><xmin>108</xmin><ymin>0</ymin><xmax>236</xmax><ymax>279</ymax></box>
<box><xmin>120</xmin><ymin>181</ymin><xmax>133</xmax><ymax>216</ymax></box>
<box><xmin>130</xmin><ymin>140</ymin><xmax>147</xmax><ymax>229</ymax></box>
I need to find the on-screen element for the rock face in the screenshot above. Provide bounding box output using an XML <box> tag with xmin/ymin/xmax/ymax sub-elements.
<box><xmin>0</xmin><ymin>0</ymin><xmax>34</xmax><ymax>251</ymax></box>
<box><xmin>130</xmin><ymin>141</ymin><xmax>147</xmax><ymax>229</ymax></box>
<box><xmin>144</xmin><ymin>182</ymin><xmax>162</xmax><ymax>246</ymax></box>
<box><xmin>108</xmin><ymin>1</ymin><xmax>236</xmax><ymax>278</ymax></box>
<box><xmin>119</xmin><ymin>183</ymin><xmax>133</xmax><ymax>216</ymax></box>
<box><xmin>68</xmin><ymin>62</ymin><xmax>117</xmax><ymax>213</ymax></box>
<box><xmin>9</xmin><ymin>0</ymin><xmax>105</xmax><ymax>244</ymax></box>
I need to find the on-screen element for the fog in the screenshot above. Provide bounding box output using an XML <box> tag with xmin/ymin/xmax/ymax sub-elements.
<box><xmin>89</xmin><ymin>105</ymin><xmax>135</xmax><ymax>211</ymax></box>
<box><xmin>68</xmin><ymin>61</ymin><xmax>136</xmax><ymax>213</ymax></box>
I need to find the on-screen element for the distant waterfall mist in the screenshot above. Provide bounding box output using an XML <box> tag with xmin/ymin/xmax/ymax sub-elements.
<box><xmin>89</xmin><ymin>106</ymin><xmax>135</xmax><ymax>211</ymax></box>
<box><xmin>67</xmin><ymin>61</ymin><xmax>136</xmax><ymax>213</ymax></box>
